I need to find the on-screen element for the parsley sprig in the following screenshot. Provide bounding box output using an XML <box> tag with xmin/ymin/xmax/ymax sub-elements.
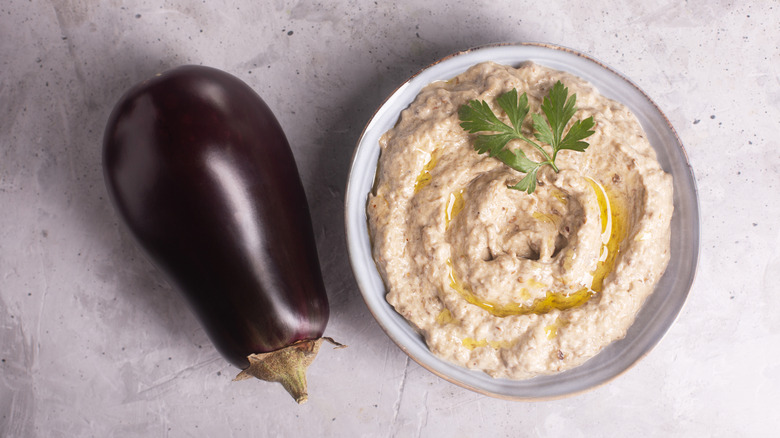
<box><xmin>458</xmin><ymin>81</ymin><xmax>595</xmax><ymax>194</ymax></box>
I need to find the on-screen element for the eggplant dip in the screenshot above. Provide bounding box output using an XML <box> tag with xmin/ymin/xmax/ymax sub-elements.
<box><xmin>367</xmin><ymin>61</ymin><xmax>673</xmax><ymax>379</ymax></box>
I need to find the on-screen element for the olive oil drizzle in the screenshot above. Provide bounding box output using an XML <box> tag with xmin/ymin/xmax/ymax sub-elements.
<box><xmin>461</xmin><ymin>337</ymin><xmax>516</xmax><ymax>350</ymax></box>
<box><xmin>436</xmin><ymin>308</ymin><xmax>454</xmax><ymax>324</ymax></box>
<box><xmin>414</xmin><ymin>149</ymin><xmax>441</xmax><ymax>193</ymax></box>
<box><xmin>586</xmin><ymin>178</ymin><xmax>627</xmax><ymax>292</ymax></box>
<box><xmin>544</xmin><ymin>317</ymin><xmax>568</xmax><ymax>339</ymax></box>
<box><xmin>447</xmin><ymin>259</ymin><xmax>593</xmax><ymax>318</ymax></box>
<box><xmin>447</xmin><ymin>178</ymin><xmax>626</xmax><ymax>324</ymax></box>
<box><xmin>445</xmin><ymin>190</ymin><xmax>465</xmax><ymax>228</ymax></box>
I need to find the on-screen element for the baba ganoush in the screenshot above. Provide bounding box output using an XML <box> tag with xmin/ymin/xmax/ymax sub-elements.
<box><xmin>367</xmin><ymin>61</ymin><xmax>673</xmax><ymax>379</ymax></box>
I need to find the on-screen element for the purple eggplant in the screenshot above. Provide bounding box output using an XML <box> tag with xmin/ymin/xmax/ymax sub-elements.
<box><xmin>103</xmin><ymin>65</ymin><xmax>340</xmax><ymax>403</ymax></box>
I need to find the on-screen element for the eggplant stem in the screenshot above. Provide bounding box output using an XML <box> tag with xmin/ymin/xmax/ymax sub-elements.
<box><xmin>233</xmin><ymin>337</ymin><xmax>345</xmax><ymax>404</ymax></box>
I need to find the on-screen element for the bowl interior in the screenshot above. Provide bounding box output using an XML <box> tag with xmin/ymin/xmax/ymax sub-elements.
<box><xmin>345</xmin><ymin>43</ymin><xmax>699</xmax><ymax>400</ymax></box>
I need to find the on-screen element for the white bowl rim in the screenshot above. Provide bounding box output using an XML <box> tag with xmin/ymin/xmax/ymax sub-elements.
<box><xmin>344</xmin><ymin>41</ymin><xmax>700</xmax><ymax>400</ymax></box>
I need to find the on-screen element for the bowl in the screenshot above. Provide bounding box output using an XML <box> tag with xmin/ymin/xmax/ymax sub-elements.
<box><xmin>344</xmin><ymin>42</ymin><xmax>699</xmax><ymax>400</ymax></box>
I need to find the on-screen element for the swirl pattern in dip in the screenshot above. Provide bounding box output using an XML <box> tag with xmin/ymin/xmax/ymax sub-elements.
<box><xmin>367</xmin><ymin>61</ymin><xmax>673</xmax><ymax>379</ymax></box>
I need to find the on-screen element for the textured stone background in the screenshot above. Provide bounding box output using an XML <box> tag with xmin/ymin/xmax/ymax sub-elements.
<box><xmin>1</xmin><ymin>1</ymin><xmax>777</xmax><ymax>436</ymax></box>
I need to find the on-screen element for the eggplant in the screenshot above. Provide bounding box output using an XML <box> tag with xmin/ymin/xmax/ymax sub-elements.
<box><xmin>103</xmin><ymin>65</ymin><xmax>341</xmax><ymax>403</ymax></box>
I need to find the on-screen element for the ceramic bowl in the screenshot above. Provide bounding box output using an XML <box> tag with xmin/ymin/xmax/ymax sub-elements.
<box><xmin>344</xmin><ymin>42</ymin><xmax>699</xmax><ymax>400</ymax></box>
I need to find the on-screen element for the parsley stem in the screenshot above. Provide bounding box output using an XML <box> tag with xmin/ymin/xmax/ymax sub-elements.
<box><xmin>519</xmin><ymin>136</ymin><xmax>553</xmax><ymax>164</ymax></box>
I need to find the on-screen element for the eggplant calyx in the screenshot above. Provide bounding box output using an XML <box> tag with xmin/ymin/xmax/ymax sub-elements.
<box><xmin>233</xmin><ymin>337</ymin><xmax>345</xmax><ymax>404</ymax></box>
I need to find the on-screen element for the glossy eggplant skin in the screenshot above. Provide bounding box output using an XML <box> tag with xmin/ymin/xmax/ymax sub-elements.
<box><xmin>103</xmin><ymin>65</ymin><xmax>329</xmax><ymax>370</ymax></box>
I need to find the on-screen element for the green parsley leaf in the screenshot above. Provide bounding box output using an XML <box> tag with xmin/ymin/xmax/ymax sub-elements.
<box><xmin>496</xmin><ymin>89</ymin><xmax>529</xmax><ymax>132</ymax></box>
<box><xmin>458</xmin><ymin>80</ymin><xmax>595</xmax><ymax>194</ymax></box>
<box><xmin>459</xmin><ymin>100</ymin><xmax>513</xmax><ymax>137</ymax></box>
<box><xmin>510</xmin><ymin>167</ymin><xmax>540</xmax><ymax>193</ymax></box>
<box><xmin>557</xmin><ymin>117</ymin><xmax>595</xmax><ymax>153</ymax></box>
<box><xmin>495</xmin><ymin>148</ymin><xmax>539</xmax><ymax>174</ymax></box>
<box><xmin>539</xmin><ymin>81</ymin><xmax>578</xmax><ymax>147</ymax></box>
<box><xmin>474</xmin><ymin>133</ymin><xmax>516</xmax><ymax>157</ymax></box>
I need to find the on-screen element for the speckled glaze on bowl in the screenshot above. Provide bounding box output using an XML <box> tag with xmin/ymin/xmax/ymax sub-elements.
<box><xmin>344</xmin><ymin>43</ymin><xmax>699</xmax><ymax>400</ymax></box>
